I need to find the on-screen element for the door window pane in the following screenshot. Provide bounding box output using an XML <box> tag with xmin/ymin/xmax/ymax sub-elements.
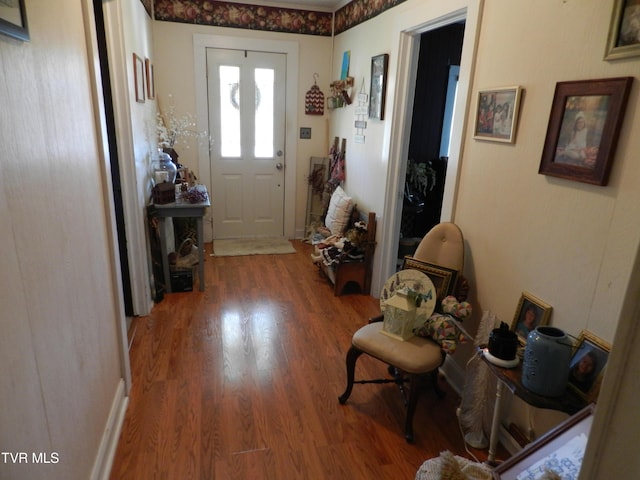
<box><xmin>254</xmin><ymin>68</ymin><xmax>274</xmax><ymax>158</ymax></box>
<box><xmin>220</xmin><ymin>65</ymin><xmax>240</xmax><ymax>157</ymax></box>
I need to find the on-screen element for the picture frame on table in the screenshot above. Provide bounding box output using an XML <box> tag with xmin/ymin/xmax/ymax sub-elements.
<box><xmin>402</xmin><ymin>256</ymin><xmax>458</xmax><ymax>302</ymax></box>
<box><xmin>568</xmin><ymin>330</ymin><xmax>611</xmax><ymax>403</ymax></box>
<box><xmin>511</xmin><ymin>292</ymin><xmax>552</xmax><ymax>345</ymax></box>
<box><xmin>473</xmin><ymin>86</ymin><xmax>523</xmax><ymax>143</ymax></box>
<box><xmin>133</xmin><ymin>53</ymin><xmax>145</xmax><ymax>103</ymax></box>
<box><xmin>493</xmin><ymin>404</ymin><xmax>595</xmax><ymax>480</ymax></box>
<box><xmin>0</xmin><ymin>0</ymin><xmax>29</xmax><ymax>41</ymax></box>
<box><xmin>369</xmin><ymin>53</ymin><xmax>389</xmax><ymax>121</ymax></box>
<box><xmin>538</xmin><ymin>77</ymin><xmax>633</xmax><ymax>186</ymax></box>
<box><xmin>605</xmin><ymin>0</ymin><xmax>640</xmax><ymax>60</ymax></box>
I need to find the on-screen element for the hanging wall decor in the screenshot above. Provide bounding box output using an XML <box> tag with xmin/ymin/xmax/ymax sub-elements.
<box><xmin>0</xmin><ymin>0</ymin><xmax>29</xmax><ymax>41</ymax></box>
<box><xmin>305</xmin><ymin>73</ymin><xmax>325</xmax><ymax>115</ymax></box>
<box><xmin>369</xmin><ymin>54</ymin><xmax>389</xmax><ymax>120</ymax></box>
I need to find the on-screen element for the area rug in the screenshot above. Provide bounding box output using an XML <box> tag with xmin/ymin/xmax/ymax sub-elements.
<box><xmin>212</xmin><ymin>237</ymin><xmax>296</xmax><ymax>256</ymax></box>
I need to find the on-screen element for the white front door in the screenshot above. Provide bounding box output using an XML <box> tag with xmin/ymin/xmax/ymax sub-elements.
<box><xmin>207</xmin><ymin>48</ymin><xmax>286</xmax><ymax>239</ymax></box>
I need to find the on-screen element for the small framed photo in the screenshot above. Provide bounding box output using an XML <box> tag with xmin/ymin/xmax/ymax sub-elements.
<box><xmin>568</xmin><ymin>330</ymin><xmax>611</xmax><ymax>402</ymax></box>
<box><xmin>473</xmin><ymin>86</ymin><xmax>523</xmax><ymax>143</ymax></box>
<box><xmin>511</xmin><ymin>292</ymin><xmax>552</xmax><ymax>345</ymax></box>
<box><xmin>145</xmin><ymin>58</ymin><xmax>155</xmax><ymax>100</ymax></box>
<box><xmin>369</xmin><ymin>53</ymin><xmax>389</xmax><ymax>121</ymax></box>
<box><xmin>402</xmin><ymin>256</ymin><xmax>458</xmax><ymax>302</ymax></box>
<box><xmin>133</xmin><ymin>53</ymin><xmax>145</xmax><ymax>103</ymax></box>
<box><xmin>605</xmin><ymin>0</ymin><xmax>640</xmax><ymax>60</ymax></box>
<box><xmin>538</xmin><ymin>77</ymin><xmax>633</xmax><ymax>185</ymax></box>
<box><xmin>0</xmin><ymin>0</ymin><xmax>29</xmax><ymax>41</ymax></box>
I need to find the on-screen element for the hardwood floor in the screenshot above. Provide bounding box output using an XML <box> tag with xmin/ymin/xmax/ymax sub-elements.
<box><xmin>109</xmin><ymin>240</ymin><xmax>496</xmax><ymax>479</ymax></box>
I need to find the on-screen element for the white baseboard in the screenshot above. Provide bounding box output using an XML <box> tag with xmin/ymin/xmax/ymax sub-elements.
<box><xmin>90</xmin><ymin>379</ymin><xmax>129</xmax><ymax>480</ymax></box>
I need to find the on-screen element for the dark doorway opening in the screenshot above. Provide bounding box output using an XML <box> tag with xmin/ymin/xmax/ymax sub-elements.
<box><xmin>398</xmin><ymin>22</ymin><xmax>465</xmax><ymax>260</ymax></box>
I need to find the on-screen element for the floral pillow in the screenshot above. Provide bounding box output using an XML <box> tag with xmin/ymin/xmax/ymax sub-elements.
<box><xmin>414</xmin><ymin>313</ymin><xmax>466</xmax><ymax>354</ymax></box>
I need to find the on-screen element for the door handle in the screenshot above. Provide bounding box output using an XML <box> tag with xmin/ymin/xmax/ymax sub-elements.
<box><xmin>276</xmin><ymin>162</ymin><xmax>284</xmax><ymax>170</ymax></box>
<box><xmin>276</xmin><ymin>150</ymin><xmax>283</xmax><ymax>157</ymax></box>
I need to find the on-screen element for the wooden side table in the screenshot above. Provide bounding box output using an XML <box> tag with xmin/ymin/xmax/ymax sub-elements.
<box><xmin>478</xmin><ymin>347</ymin><xmax>587</xmax><ymax>464</ymax></box>
<box><xmin>153</xmin><ymin>185</ymin><xmax>210</xmax><ymax>293</ymax></box>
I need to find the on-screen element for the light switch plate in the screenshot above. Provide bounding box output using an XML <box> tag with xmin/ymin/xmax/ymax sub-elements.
<box><xmin>300</xmin><ymin>127</ymin><xmax>311</xmax><ymax>139</ymax></box>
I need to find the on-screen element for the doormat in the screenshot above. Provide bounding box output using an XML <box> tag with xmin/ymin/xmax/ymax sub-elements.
<box><xmin>211</xmin><ymin>237</ymin><xmax>296</xmax><ymax>257</ymax></box>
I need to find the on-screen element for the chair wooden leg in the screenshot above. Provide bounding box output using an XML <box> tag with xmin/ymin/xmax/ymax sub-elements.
<box><xmin>338</xmin><ymin>346</ymin><xmax>363</xmax><ymax>404</ymax></box>
<box><xmin>404</xmin><ymin>374</ymin><xmax>423</xmax><ymax>443</ymax></box>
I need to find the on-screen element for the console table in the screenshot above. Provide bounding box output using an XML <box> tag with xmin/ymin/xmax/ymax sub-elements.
<box><xmin>478</xmin><ymin>347</ymin><xmax>587</xmax><ymax>464</ymax></box>
<box><xmin>153</xmin><ymin>185</ymin><xmax>210</xmax><ymax>293</ymax></box>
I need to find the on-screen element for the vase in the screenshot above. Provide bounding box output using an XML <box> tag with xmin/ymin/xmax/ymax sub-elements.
<box><xmin>152</xmin><ymin>150</ymin><xmax>177</xmax><ymax>185</ymax></box>
<box><xmin>522</xmin><ymin>326</ymin><xmax>572</xmax><ymax>397</ymax></box>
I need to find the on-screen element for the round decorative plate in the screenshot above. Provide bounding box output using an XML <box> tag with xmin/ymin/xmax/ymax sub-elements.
<box><xmin>380</xmin><ymin>270</ymin><xmax>437</xmax><ymax>326</ymax></box>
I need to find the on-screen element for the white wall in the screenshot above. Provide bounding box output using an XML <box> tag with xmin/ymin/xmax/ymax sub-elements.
<box><xmin>328</xmin><ymin>0</ymin><xmax>640</xmax><ymax>465</ymax></box>
<box><xmin>0</xmin><ymin>0</ymin><xmax>130</xmax><ymax>478</ymax></box>
<box><xmin>151</xmin><ymin>21</ymin><xmax>333</xmax><ymax>239</ymax></box>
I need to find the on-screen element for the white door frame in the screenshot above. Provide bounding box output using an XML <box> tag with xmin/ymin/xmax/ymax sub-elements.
<box><xmin>194</xmin><ymin>34</ymin><xmax>299</xmax><ymax>242</ymax></box>
<box><xmin>374</xmin><ymin>3</ymin><xmax>482</xmax><ymax>296</ymax></box>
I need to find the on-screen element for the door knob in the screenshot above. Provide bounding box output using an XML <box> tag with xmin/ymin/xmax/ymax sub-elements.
<box><xmin>276</xmin><ymin>150</ymin><xmax>283</xmax><ymax>157</ymax></box>
<box><xmin>276</xmin><ymin>162</ymin><xmax>284</xmax><ymax>170</ymax></box>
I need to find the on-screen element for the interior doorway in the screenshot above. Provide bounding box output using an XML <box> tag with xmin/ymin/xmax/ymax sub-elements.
<box><xmin>398</xmin><ymin>22</ymin><xmax>465</xmax><ymax>262</ymax></box>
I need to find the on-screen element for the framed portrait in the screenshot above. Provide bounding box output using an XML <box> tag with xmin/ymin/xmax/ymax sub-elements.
<box><xmin>473</xmin><ymin>86</ymin><xmax>523</xmax><ymax>143</ymax></box>
<box><xmin>145</xmin><ymin>58</ymin><xmax>155</xmax><ymax>100</ymax></box>
<box><xmin>133</xmin><ymin>53</ymin><xmax>145</xmax><ymax>103</ymax></box>
<box><xmin>0</xmin><ymin>0</ymin><xmax>29</xmax><ymax>41</ymax></box>
<box><xmin>568</xmin><ymin>330</ymin><xmax>611</xmax><ymax>402</ymax></box>
<box><xmin>605</xmin><ymin>0</ymin><xmax>640</xmax><ymax>60</ymax></box>
<box><xmin>511</xmin><ymin>292</ymin><xmax>552</xmax><ymax>345</ymax></box>
<box><xmin>493</xmin><ymin>404</ymin><xmax>594</xmax><ymax>480</ymax></box>
<box><xmin>401</xmin><ymin>256</ymin><xmax>458</xmax><ymax>302</ymax></box>
<box><xmin>369</xmin><ymin>53</ymin><xmax>389</xmax><ymax>120</ymax></box>
<box><xmin>538</xmin><ymin>77</ymin><xmax>633</xmax><ymax>186</ymax></box>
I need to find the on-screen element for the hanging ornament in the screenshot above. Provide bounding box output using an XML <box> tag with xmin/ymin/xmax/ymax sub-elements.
<box><xmin>305</xmin><ymin>73</ymin><xmax>325</xmax><ymax>116</ymax></box>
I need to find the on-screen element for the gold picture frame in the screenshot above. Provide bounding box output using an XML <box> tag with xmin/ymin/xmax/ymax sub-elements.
<box><xmin>568</xmin><ymin>330</ymin><xmax>611</xmax><ymax>403</ymax></box>
<box><xmin>401</xmin><ymin>256</ymin><xmax>458</xmax><ymax>302</ymax></box>
<box><xmin>511</xmin><ymin>292</ymin><xmax>552</xmax><ymax>345</ymax></box>
<box><xmin>473</xmin><ymin>86</ymin><xmax>523</xmax><ymax>144</ymax></box>
<box><xmin>133</xmin><ymin>53</ymin><xmax>145</xmax><ymax>103</ymax></box>
<box><xmin>605</xmin><ymin>0</ymin><xmax>640</xmax><ymax>60</ymax></box>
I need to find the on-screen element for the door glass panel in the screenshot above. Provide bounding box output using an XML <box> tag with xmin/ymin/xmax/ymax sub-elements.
<box><xmin>254</xmin><ymin>68</ymin><xmax>274</xmax><ymax>158</ymax></box>
<box><xmin>219</xmin><ymin>65</ymin><xmax>240</xmax><ymax>157</ymax></box>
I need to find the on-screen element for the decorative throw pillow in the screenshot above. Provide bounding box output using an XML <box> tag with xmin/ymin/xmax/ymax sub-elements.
<box><xmin>325</xmin><ymin>186</ymin><xmax>353</xmax><ymax>236</ymax></box>
<box><xmin>414</xmin><ymin>313</ymin><xmax>466</xmax><ymax>354</ymax></box>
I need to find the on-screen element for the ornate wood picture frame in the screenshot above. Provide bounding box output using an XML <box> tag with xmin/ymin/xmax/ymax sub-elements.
<box><xmin>538</xmin><ymin>77</ymin><xmax>633</xmax><ymax>185</ymax></box>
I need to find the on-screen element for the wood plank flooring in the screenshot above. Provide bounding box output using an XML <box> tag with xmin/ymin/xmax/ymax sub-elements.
<box><xmin>109</xmin><ymin>240</ymin><xmax>497</xmax><ymax>479</ymax></box>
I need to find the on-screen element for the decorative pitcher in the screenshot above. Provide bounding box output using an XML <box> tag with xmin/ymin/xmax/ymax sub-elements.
<box><xmin>522</xmin><ymin>326</ymin><xmax>572</xmax><ymax>397</ymax></box>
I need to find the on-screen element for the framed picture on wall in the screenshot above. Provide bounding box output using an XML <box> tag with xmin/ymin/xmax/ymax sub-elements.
<box><xmin>473</xmin><ymin>86</ymin><xmax>523</xmax><ymax>143</ymax></box>
<box><xmin>511</xmin><ymin>292</ymin><xmax>552</xmax><ymax>345</ymax></box>
<box><xmin>538</xmin><ymin>77</ymin><xmax>633</xmax><ymax>185</ymax></box>
<box><xmin>133</xmin><ymin>53</ymin><xmax>145</xmax><ymax>103</ymax></box>
<box><xmin>605</xmin><ymin>0</ymin><xmax>640</xmax><ymax>60</ymax></box>
<box><xmin>145</xmin><ymin>58</ymin><xmax>155</xmax><ymax>100</ymax></box>
<box><xmin>0</xmin><ymin>0</ymin><xmax>29</xmax><ymax>41</ymax></box>
<box><xmin>369</xmin><ymin>53</ymin><xmax>389</xmax><ymax>121</ymax></box>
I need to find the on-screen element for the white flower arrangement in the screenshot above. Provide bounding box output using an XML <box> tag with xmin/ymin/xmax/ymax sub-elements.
<box><xmin>156</xmin><ymin>96</ymin><xmax>211</xmax><ymax>149</ymax></box>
